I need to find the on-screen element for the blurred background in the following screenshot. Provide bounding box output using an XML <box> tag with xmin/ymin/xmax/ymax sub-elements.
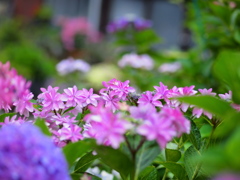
<box><xmin>0</xmin><ymin>0</ymin><xmax>239</xmax><ymax>96</ymax></box>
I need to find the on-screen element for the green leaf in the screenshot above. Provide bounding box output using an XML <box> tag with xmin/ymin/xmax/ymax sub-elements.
<box><xmin>209</xmin><ymin>3</ymin><xmax>231</xmax><ymax>24</ymax></box>
<box><xmin>231</xmin><ymin>9</ymin><xmax>240</xmax><ymax>30</ymax></box>
<box><xmin>0</xmin><ymin>113</ymin><xmax>16</xmax><ymax>123</ymax></box>
<box><xmin>73</xmin><ymin>151</ymin><xmax>99</xmax><ymax>173</ymax></box>
<box><xmin>234</xmin><ymin>30</ymin><xmax>240</xmax><ymax>44</ymax></box>
<box><xmin>63</xmin><ymin>141</ymin><xmax>92</xmax><ymax>168</ymax></box>
<box><xmin>165</xmin><ymin>148</ymin><xmax>181</xmax><ymax>162</ymax></box>
<box><xmin>184</xmin><ymin>146</ymin><xmax>203</xmax><ymax>180</ymax></box>
<box><xmin>139</xmin><ymin>166</ymin><xmax>157</xmax><ymax>180</ymax></box>
<box><xmin>225</xmin><ymin>126</ymin><xmax>240</xmax><ymax>169</ymax></box>
<box><xmin>34</xmin><ymin>118</ymin><xmax>51</xmax><ymax>136</ymax></box>
<box><xmin>188</xmin><ymin>121</ymin><xmax>202</xmax><ymax>150</ymax></box>
<box><xmin>177</xmin><ymin>95</ymin><xmax>235</xmax><ymax>119</ymax></box>
<box><xmin>135</xmin><ymin>29</ymin><xmax>160</xmax><ymax>44</ymax></box>
<box><xmin>213</xmin><ymin>50</ymin><xmax>240</xmax><ymax>104</ymax></box>
<box><xmin>161</xmin><ymin>162</ymin><xmax>188</xmax><ymax>180</ymax></box>
<box><xmin>135</xmin><ymin>141</ymin><xmax>161</xmax><ymax>177</ymax></box>
<box><xmin>63</xmin><ymin>107</ymin><xmax>75</xmax><ymax>114</ymax></box>
<box><xmin>94</xmin><ymin>145</ymin><xmax>134</xmax><ymax>179</ymax></box>
<box><xmin>71</xmin><ymin>172</ymin><xmax>101</xmax><ymax>180</ymax></box>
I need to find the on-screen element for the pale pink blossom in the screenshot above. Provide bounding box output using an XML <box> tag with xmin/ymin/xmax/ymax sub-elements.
<box><xmin>118</xmin><ymin>53</ymin><xmax>154</xmax><ymax>70</ymax></box>
<box><xmin>158</xmin><ymin>62</ymin><xmax>182</xmax><ymax>73</ymax></box>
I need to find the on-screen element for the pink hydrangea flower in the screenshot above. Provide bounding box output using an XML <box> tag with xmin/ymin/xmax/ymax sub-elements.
<box><xmin>57</xmin><ymin>17</ymin><xmax>101</xmax><ymax>50</ymax></box>
<box><xmin>51</xmin><ymin>114</ymin><xmax>77</xmax><ymax>127</ymax></box>
<box><xmin>159</xmin><ymin>106</ymin><xmax>190</xmax><ymax>136</ymax></box>
<box><xmin>0</xmin><ymin>115</ymin><xmax>26</xmax><ymax>125</ymax></box>
<box><xmin>62</xmin><ymin>85</ymin><xmax>84</xmax><ymax>107</ymax></box>
<box><xmin>100</xmin><ymin>79</ymin><xmax>135</xmax><ymax>100</ymax></box>
<box><xmin>79</xmin><ymin>88</ymin><xmax>100</xmax><ymax>107</ymax></box>
<box><xmin>57</xmin><ymin>124</ymin><xmax>83</xmax><ymax>142</ymax></box>
<box><xmin>13</xmin><ymin>91</ymin><xmax>34</xmax><ymax>117</ymax></box>
<box><xmin>219</xmin><ymin>91</ymin><xmax>232</xmax><ymax>101</ymax></box>
<box><xmin>137</xmin><ymin>91</ymin><xmax>163</xmax><ymax>107</ymax></box>
<box><xmin>129</xmin><ymin>104</ymin><xmax>156</xmax><ymax>121</ymax></box>
<box><xmin>137</xmin><ymin>105</ymin><xmax>190</xmax><ymax>148</ymax></box>
<box><xmin>0</xmin><ymin>62</ymin><xmax>31</xmax><ymax>112</ymax></box>
<box><xmin>167</xmin><ymin>85</ymin><xmax>197</xmax><ymax>112</ymax></box>
<box><xmin>137</xmin><ymin>112</ymin><xmax>177</xmax><ymax>149</ymax></box>
<box><xmin>84</xmin><ymin>104</ymin><xmax>131</xmax><ymax>149</ymax></box>
<box><xmin>101</xmin><ymin>91</ymin><xmax>120</xmax><ymax>112</ymax></box>
<box><xmin>192</xmin><ymin>88</ymin><xmax>216</xmax><ymax>119</ymax></box>
<box><xmin>39</xmin><ymin>86</ymin><xmax>65</xmax><ymax>112</ymax></box>
<box><xmin>154</xmin><ymin>82</ymin><xmax>169</xmax><ymax>99</ymax></box>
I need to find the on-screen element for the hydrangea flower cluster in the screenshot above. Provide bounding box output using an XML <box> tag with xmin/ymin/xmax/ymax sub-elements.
<box><xmin>57</xmin><ymin>17</ymin><xmax>101</xmax><ymax>50</ymax></box>
<box><xmin>118</xmin><ymin>53</ymin><xmax>154</xmax><ymax>70</ymax></box>
<box><xmin>2</xmin><ymin>61</ymin><xmax>238</xmax><ymax>150</ymax></box>
<box><xmin>107</xmin><ymin>17</ymin><xmax>152</xmax><ymax>33</ymax></box>
<box><xmin>0</xmin><ymin>62</ymin><xmax>32</xmax><ymax>113</ymax></box>
<box><xmin>0</xmin><ymin>123</ymin><xmax>70</xmax><ymax>180</ymax></box>
<box><xmin>56</xmin><ymin>57</ymin><xmax>91</xmax><ymax>76</ymax></box>
<box><xmin>158</xmin><ymin>62</ymin><xmax>182</xmax><ymax>73</ymax></box>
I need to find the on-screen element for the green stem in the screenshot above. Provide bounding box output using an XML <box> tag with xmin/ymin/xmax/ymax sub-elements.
<box><xmin>124</xmin><ymin>136</ymin><xmax>146</xmax><ymax>180</ymax></box>
<box><xmin>162</xmin><ymin>169</ymin><xmax>168</xmax><ymax>180</ymax></box>
<box><xmin>206</xmin><ymin>126</ymin><xmax>216</xmax><ymax>149</ymax></box>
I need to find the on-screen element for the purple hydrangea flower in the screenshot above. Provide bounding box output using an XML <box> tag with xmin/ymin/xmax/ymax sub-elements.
<box><xmin>133</xmin><ymin>18</ymin><xmax>152</xmax><ymax>30</ymax></box>
<box><xmin>0</xmin><ymin>123</ymin><xmax>70</xmax><ymax>180</ymax></box>
<box><xmin>212</xmin><ymin>172</ymin><xmax>240</xmax><ymax>180</ymax></box>
<box><xmin>106</xmin><ymin>18</ymin><xmax>129</xmax><ymax>33</ymax></box>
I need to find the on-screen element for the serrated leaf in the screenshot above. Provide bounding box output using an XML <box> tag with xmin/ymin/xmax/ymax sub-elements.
<box><xmin>94</xmin><ymin>145</ymin><xmax>134</xmax><ymax>180</ymax></box>
<box><xmin>161</xmin><ymin>162</ymin><xmax>188</xmax><ymax>180</ymax></box>
<box><xmin>139</xmin><ymin>166</ymin><xmax>157</xmax><ymax>180</ymax></box>
<box><xmin>0</xmin><ymin>113</ymin><xmax>16</xmax><ymax>123</ymax></box>
<box><xmin>73</xmin><ymin>151</ymin><xmax>99</xmax><ymax>173</ymax></box>
<box><xmin>63</xmin><ymin>141</ymin><xmax>92</xmax><ymax>168</ymax></box>
<box><xmin>34</xmin><ymin>118</ymin><xmax>51</xmax><ymax>136</ymax></box>
<box><xmin>184</xmin><ymin>146</ymin><xmax>202</xmax><ymax>180</ymax></box>
<box><xmin>165</xmin><ymin>148</ymin><xmax>181</xmax><ymax>162</ymax></box>
<box><xmin>188</xmin><ymin>121</ymin><xmax>202</xmax><ymax>150</ymax></box>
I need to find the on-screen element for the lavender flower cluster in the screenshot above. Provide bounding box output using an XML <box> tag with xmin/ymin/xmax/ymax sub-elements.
<box><xmin>0</xmin><ymin>123</ymin><xmax>70</xmax><ymax>180</ymax></box>
<box><xmin>106</xmin><ymin>17</ymin><xmax>152</xmax><ymax>33</ymax></box>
